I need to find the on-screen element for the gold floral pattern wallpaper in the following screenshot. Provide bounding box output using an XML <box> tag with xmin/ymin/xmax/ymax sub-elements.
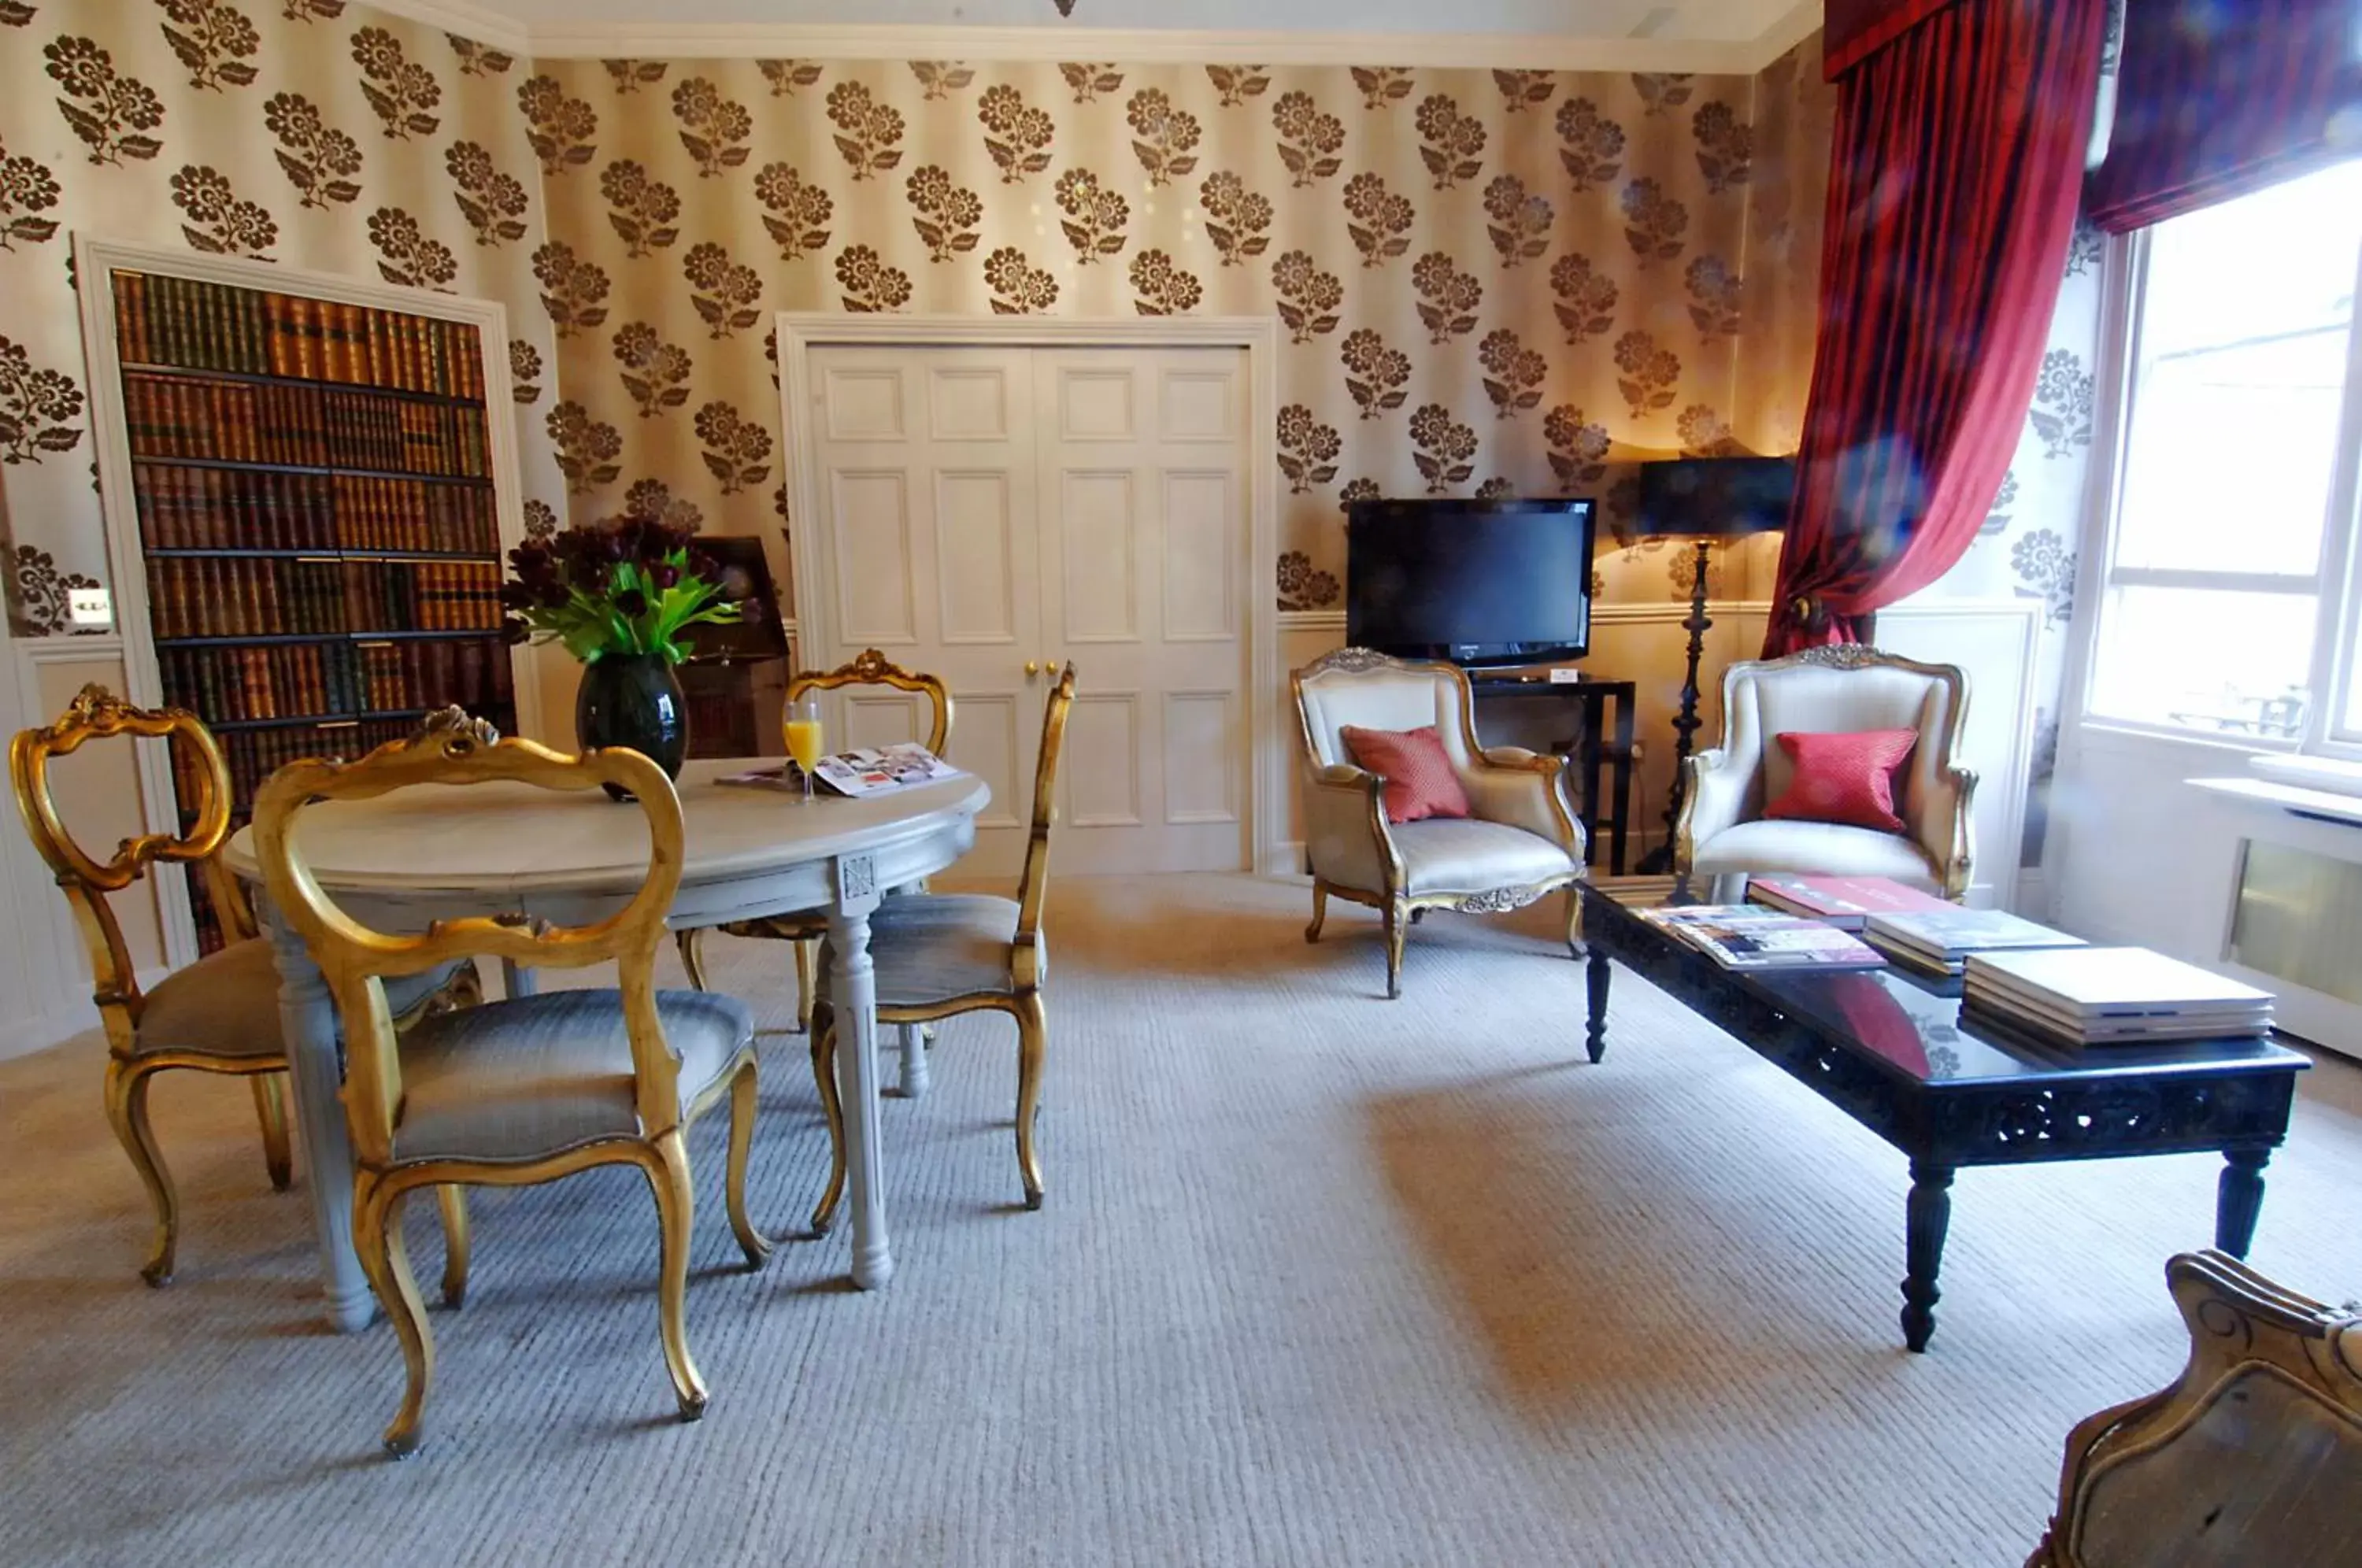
<box><xmin>1</xmin><ymin>0</ymin><xmax>568</xmax><ymax>635</ymax></box>
<box><xmin>0</xmin><ymin>1</ymin><xmax>1830</xmax><ymax>634</ymax></box>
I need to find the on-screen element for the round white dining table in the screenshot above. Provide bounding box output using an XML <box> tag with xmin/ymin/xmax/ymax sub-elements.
<box><xmin>222</xmin><ymin>758</ymin><xmax>990</xmax><ymax>1333</ymax></box>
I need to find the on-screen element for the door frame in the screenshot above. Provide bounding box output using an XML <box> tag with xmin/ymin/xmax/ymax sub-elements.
<box><xmin>777</xmin><ymin>312</ymin><xmax>1283</xmax><ymax>875</ymax></box>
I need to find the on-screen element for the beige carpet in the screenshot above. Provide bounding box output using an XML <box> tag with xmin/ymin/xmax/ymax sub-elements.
<box><xmin>3</xmin><ymin>874</ymin><xmax>2357</xmax><ymax>1568</ymax></box>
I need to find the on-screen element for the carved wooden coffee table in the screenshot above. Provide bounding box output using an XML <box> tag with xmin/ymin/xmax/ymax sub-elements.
<box><xmin>1577</xmin><ymin>882</ymin><xmax>2311</xmax><ymax>1352</ymax></box>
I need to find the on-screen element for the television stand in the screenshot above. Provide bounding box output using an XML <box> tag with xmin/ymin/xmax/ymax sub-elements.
<box><xmin>1465</xmin><ymin>670</ymin><xmax>1636</xmax><ymax>875</ymax></box>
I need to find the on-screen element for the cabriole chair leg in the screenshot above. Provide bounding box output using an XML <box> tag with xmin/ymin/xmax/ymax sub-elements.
<box><xmin>252</xmin><ymin>1071</ymin><xmax>293</xmax><ymax>1192</ymax></box>
<box><xmin>1014</xmin><ymin>991</ymin><xmax>1047</xmax><ymax>1211</ymax></box>
<box><xmin>105</xmin><ymin>1059</ymin><xmax>178</xmax><ymax>1288</ymax></box>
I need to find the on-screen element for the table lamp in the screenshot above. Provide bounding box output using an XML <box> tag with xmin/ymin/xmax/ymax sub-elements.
<box><xmin>1632</xmin><ymin>455</ymin><xmax>1794</xmax><ymax>875</ymax></box>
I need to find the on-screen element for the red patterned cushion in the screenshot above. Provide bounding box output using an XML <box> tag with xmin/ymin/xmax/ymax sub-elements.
<box><xmin>1341</xmin><ymin>724</ymin><xmax>1472</xmax><ymax>824</ymax></box>
<box><xmin>1764</xmin><ymin>728</ymin><xmax>1919</xmax><ymax>834</ymax></box>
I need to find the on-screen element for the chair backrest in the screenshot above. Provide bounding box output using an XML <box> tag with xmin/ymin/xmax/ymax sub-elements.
<box><xmin>790</xmin><ymin>648</ymin><xmax>953</xmax><ymax>756</ymax></box>
<box><xmin>8</xmin><ymin>684</ymin><xmax>253</xmax><ymax>1031</ymax></box>
<box><xmin>1015</xmin><ymin>664</ymin><xmax>1076</xmax><ymax>956</ymax></box>
<box><xmin>1712</xmin><ymin>646</ymin><xmax>1967</xmax><ymax>832</ymax></box>
<box><xmin>2033</xmin><ymin>1250</ymin><xmax>2362</xmax><ymax>1568</ymax></box>
<box><xmin>1290</xmin><ymin>649</ymin><xmax>1484</xmax><ymax>775</ymax></box>
<box><xmin>250</xmin><ymin>708</ymin><xmax>689</xmax><ymax>1167</ymax></box>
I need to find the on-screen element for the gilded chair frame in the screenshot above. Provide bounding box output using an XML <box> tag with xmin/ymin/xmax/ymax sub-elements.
<box><xmin>1674</xmin><ymin>644</ymin><xmax>1979</xmax><ymax>900</ymax></box>
<box><xmin>10</xmin><ymin>686</ymin><xmax>479</xmax><ymax>1285</ymax></box>
<box><xmin>253</xmin><ymin>712</ymin><xmax>768</xmax><ymax>1457</ymax></box>
<box><xmin>2027</xmin><ymin>1250</ymin><xmax>2362</xmax><ymax>1566</ymax></box>
<box><xmin>1290</xmin><ymin>649</ymin><xmax>1587</xmax><ymax>999</ymax></box>
<box><xmin>675</xmin><ymin>647</ymin><xmax>954</xmax><ymax>1029</ymax></box>
<box><xmin>809</xmin><ymin>663</ymin><xmax>1072</xmax><ymax>1225</ymax></box>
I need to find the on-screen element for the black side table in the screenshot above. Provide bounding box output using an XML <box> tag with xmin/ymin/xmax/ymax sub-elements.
<box><xmin>1468</xmin><ymin>671</ymin><xmax>1638</xmax><ymax>874</ymax></box>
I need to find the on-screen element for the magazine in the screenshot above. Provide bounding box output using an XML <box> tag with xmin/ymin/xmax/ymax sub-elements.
<box><xmin>1746</xmin><ymin>875</ymin><xmax>1953</xmax><ymax>931</ymax></box>
<box><xmin>1638</xmin><ymin>904</ymin><xmax>1887</xmax><ymax>971</ymax></box>
<box><xmin>810</xmin><ymin>744</ymin><xmax>962</xmax><ymax>798</ymax></box>
<box><xmin>718</xmin><ymin>744</ymin><xmax>963</xmax><ymax>798</ymax></box>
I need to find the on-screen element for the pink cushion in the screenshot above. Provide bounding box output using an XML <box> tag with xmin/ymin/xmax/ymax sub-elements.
<box><xmin>1764</xmin><ymin>728</ymin><xmax>1918</xmax><ymax>834</ymax></box>
<box><xmin>1341</xmin><ymin>724</ymin><xmax>1471</xmax><ymax>824</ymax></box>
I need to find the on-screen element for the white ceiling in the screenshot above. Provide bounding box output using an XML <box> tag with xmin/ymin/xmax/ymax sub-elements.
<box><xmin>421</xmin><ymin>0</ymin><xmax>1821</xmax><ymax>71</ymax></box>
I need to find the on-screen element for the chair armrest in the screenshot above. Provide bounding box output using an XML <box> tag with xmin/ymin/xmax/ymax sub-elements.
<box><xmin>1921</xmin><ymin>764</ymin><xmax>1978</xmax><ymax>900</ymax></box>
<box><xmin>1675</xmin><ymin>747</ymin><xmax>1749</xmax><ymax>872</ymax></box>
<box><xmin>1303</xmin><ymin>766</ymin><xmax>1396</xmax><ymax>896</ymax></box>
<box><xmin>1464</xmin><ymin>748</ymin><xmax>1586</xmax><ymax>862</ymax></box>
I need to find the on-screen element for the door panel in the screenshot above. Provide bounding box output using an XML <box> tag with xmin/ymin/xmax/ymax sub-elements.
<box><xmin>806</xmin><ymin>342</ymin><xmax>1248</xmax><ymax>878</ymax></box>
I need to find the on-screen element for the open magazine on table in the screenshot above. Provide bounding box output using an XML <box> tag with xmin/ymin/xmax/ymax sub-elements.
<box><xmin>720</xmin><ymin>743</ymin><xmax>963</xmax><ymax>798</ymax></box>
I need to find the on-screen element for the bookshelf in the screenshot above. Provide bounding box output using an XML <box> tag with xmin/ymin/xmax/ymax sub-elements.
<box><xmin>76</xmin><ymin>237</ymin><xmax>536</xmax><ymax>962</ymax></box>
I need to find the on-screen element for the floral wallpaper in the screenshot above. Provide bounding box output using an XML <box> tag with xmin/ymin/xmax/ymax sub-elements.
<box><xmin>0</xmin><ymin>0</ymin><xmax>565</xmax><ymax>635</ymax></box>
<box><xmin>1</xmin><ymin>8</ymin><xmax>1830</xmax><ymax>635</ymax></box>
<box><xmin>1916</xmin><ymin>214</ymin><xmax>2106</xmax><ymax>869</ymax></box>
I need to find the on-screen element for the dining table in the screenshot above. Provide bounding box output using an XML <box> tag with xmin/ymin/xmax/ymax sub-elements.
<box><xmin>221</xmin><ymin>757</ymin><xmax>991</xmax><ymax>1333</ymax></box>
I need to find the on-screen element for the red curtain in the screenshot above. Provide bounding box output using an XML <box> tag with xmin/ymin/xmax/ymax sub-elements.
<box><xmin>2087</xmin><ymin>0</ymin><xmax>2362</xmax><ymax>233</ymax></box>
<box><xmin>1823</xmin><ymin>0</ymin><xmax>1964</xmax><ymax>79</ymax></box>
<box><xmin>1762</xmin><ymin>0</ymin><xmax>2108</xmax><ymax>656</ymax></box>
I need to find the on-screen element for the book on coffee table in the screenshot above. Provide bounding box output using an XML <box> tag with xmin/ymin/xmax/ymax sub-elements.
<box><xmin>1963</xmin><ymin>946</ymin><xmax>2273</xmax><ymax>1047</ymax></box>
<box><xmin>1861</xmin><ymin>908</ymin><xmax>2086</xmax><ymax>977</ymax></box>
<box><xmin>1746</xmin><ymin>875</ymin><xmax>1954</xmax><ymax>931</ymax></box>
<box><xmin>1638</xmin><ymin>904</ymin><xmax>1887</xmax><ymax>971</ymax></box>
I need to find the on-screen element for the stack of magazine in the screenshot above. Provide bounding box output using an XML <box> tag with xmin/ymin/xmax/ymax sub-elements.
<box><xmin>720</xmin><ymin>743</ymin><xmax>962</xmax><ymax>799</ymax></box>
<box><xmin>1860</xmin><ymin>908</ymin><xmax>2086</xmax><ymax>977</ymax></box>
<box><xmin>1638</xmin><ymin>905</ymin><xmax>1886</xmax><ymax>971</ymax></box>
<box><xmin>1963</xmin><ymin>947</ymin><xmax>2274</xmax><ymax>1048</ymax></box>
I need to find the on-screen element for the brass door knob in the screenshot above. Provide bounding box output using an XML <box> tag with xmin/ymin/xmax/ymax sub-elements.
<box><xmin>1024</xmin><ymin>660</ymin><xmax>1042</xmax><ymax>675</ymax></box>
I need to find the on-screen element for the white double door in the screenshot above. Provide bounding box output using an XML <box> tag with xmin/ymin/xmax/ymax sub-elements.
<box><xmin>803</xmin><ymin>344</ymin><xmax>1250</xmax><ymax>879</ymax></box>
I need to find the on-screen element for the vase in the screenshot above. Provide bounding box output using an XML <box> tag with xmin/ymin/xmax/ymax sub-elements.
<box><xmin>575</xmin><ymin>652</ymin><xmax>688</xmax><ymax>798</ymax></box>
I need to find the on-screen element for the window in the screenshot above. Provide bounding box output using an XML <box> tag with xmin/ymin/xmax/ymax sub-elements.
<box><xmin>2086</xmin><ymin>159</ymin><xmax>2362</xmax><ymax>747</ymax></box>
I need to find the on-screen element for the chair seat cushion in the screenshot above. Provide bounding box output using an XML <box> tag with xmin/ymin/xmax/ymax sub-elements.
<box><xmin>131</xmin><ymin>941</ymin><xmax>466</xmax><ymax>1060</ymax></box>
<box><xmin>839</xmin><ymin>893</ymin><xmax>1031</xmax><ymax>1007</ymax></box>
<box><xmin>1390</xmin><ymin>818</ymin><xmax>1579</xmax><ymax>897</ymax></box>
<box><xmin>391</xmin><ymin>989</ymin><xmax>752</xmax><ymax>1163</ymax></box>
<box><xmin>1690</xmin><ymin>819</ymin><xmax>1940</xmax><ymax>890</ymax></box>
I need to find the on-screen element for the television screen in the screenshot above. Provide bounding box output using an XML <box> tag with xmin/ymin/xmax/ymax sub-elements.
<box><xmin>1346</xmin><ymin>498</ymin><xmax>1597</xmax><ymax>668</ymax></box>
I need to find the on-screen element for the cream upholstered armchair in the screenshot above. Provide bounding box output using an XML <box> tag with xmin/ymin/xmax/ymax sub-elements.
<box><xmin>1292</xmin><ymin>649</ymin><xmax>1586</xmax><ymax>998</ymax></box>
<box><xmin>1676</xmin><ymin>645</ymin><xmax>1975</xmax><ymax>898</ymax></box>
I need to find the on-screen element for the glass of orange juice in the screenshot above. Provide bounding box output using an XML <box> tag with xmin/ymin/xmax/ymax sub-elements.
<box><xmin>784</xmin><ymin>691</ymin><xmax>824</xmax><ymax>804</ymax></box>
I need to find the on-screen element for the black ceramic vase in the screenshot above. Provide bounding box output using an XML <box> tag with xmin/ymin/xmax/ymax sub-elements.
<box><xmin>575</xmin><ymin>652</ymin><xmax>687</xmax><ymax>798</ymax></box>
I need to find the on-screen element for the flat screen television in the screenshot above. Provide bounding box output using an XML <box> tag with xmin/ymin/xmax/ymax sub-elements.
<box><xmin>1346</xmin><ymin>497</ymin><xmax>1597</xmax><ymax>668</ymax></box>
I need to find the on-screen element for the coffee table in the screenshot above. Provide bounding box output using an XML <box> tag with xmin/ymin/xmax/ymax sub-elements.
<box><xmin>1576</xmin><ymin>882</ymin><xmax>2312</xmax><ymax>1352</ymax></box>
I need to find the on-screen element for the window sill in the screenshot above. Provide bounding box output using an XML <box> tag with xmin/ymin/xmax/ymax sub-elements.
<box><xmin>2250</xmin><ymin>753</ymin><xmax>2362</xmax><ymax>799</ymax></box>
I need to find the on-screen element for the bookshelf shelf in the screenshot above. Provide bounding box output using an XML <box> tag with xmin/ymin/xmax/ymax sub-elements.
<box><xmin>133</xmin><ymin>454</ymin><xmax>495</xmax><ymax>488</ymax></box>
<box><xmin>80</xmin><ymin>241</ymin><xmax>530</xmax><ymax>958</ymax></box>
<box><xmin>118</xmin><ymin>361</ymin><xmax>482</xmax><ymax>409</ymax></box>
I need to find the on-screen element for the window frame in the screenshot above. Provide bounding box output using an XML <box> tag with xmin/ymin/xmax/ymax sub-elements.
<box><xmin>2078</xmin><ymin>182</ymin><xmax>2362</xmax><ymax>756</ymax></box>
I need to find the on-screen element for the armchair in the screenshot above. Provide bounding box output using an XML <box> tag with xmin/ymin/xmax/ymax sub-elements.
<box><xmin>1675</xmin><ymin>645</ymin><xmax>1975</xmax><ymax>899</ymax></box>
<box><xmin>2027</xmin><ymin>1250</ymin><xmax>2362</xmax><ymax>1567</ymax></box>
<box><xmin>1291</xmin><ymin>649</ymin><xmax>1586</xmax><ymax>998</ymax></box>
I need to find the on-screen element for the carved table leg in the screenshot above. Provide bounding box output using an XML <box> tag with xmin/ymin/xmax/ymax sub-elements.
<box><xmin>898</xmin><ymin>1022</ymin><xmax>929</xmax><ymax>1099</ymax></box>
<box><xmin>1901</xmin><ymin>1159</ymin><xmax>1954</xmax><ymax>1353</ymax></box>
<box><xmin>2216</xmin><ymin>1145</ymin><xmax>2271</xmax><ymax>1258</ymax></box>
<box><xmin>259</xmin><ymin>890</ymin><xmax>376</xmax><ymax>1333</ymax></box>
<box><xmin>827</xmin><ymin>854</ymin><xmax>891</xmax><ymax>1290</ymax></box>
<box><xmin>1584</xmin><ymin>945</ymin><xmax>1611</xmax><ymax>1064</ymax></box>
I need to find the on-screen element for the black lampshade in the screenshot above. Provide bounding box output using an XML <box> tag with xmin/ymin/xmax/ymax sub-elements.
<box><xmin>1636</xmin><ymin>457</ymin><xmax>1796</xmax><ymax>538</ymax></box>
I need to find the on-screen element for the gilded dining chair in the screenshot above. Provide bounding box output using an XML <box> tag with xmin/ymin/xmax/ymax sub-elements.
<box><xmin>675</xmin><ymin>647</ymin><xmax>953</xmax><ymax>1035</ymax></box>
<box><xmin>810</xmin><ymin>663</ymin><xmax>1073</xmax><ymax>1223</ymax></box>
<box><xmin>252</xmin><ymin>709</ymin><xmax>770</xmax><ymax>1458</ymax></box>
<box><xmin>7</xmin><ymin>685</ymin><xmax>478</xmax><ymax>1287</ymax></box>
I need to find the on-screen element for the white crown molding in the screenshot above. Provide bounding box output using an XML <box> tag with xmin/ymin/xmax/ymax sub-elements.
<box><xmin>372</xmin><ymin>0</ymin><xmax>1820</xmax><ymax>74</ymax></box>
<box><xmin>366</xmin><ymin>0</ymin><xmax>535</xmax><ymax>54</ymax></box>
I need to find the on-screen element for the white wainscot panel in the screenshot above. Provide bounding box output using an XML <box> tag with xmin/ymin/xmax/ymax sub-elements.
<box><xmin>842</xmin><ymin>690</ymin><xmax>928</xmax><ymax>752</ymax></box>
<box><xmin>1160</xmin><ymin>368</ymin><xmax>1235</xmax><ymax>442</ymax></box>
<box><xmin>950</xmin><ymin>690</ymin><xmax>1025</xmax><ymax>831</ymax></box>
<box><xmin>831</xmin><ymin>470</ymin><xmax>917</xmax><ymax>645</ymax></box>
<box><xmin>1164</xmin><ymin>690</ymin><xmax>1239</xmax><ymax>825</ymax></box>
<box><xmin>934</xmin><ymin>469</ymin><xmax>1016</xmax><ymax>645</ymax></box>
<box><xmin>928</xmin><ymin>365</ymin><xmax>1009</xmax><ymax>439</ymax></box>
<box><xmin>1060</xmin><ymin>368</ymin><xmax>1135</xmax><ymax>440</ymax></box>
<box><xmin>1067</xmin><ymin>690</ymin><xmax>1143</xmax><ymax>827</ymax></box>
<box><xmin>823</xmin><ymin>367</ymin><xmax>907</xmax><ymax>440</ymax></box>
<box><xmin>1162</xmin><ymin>469</ymin><xmax>1236</xmax><ymax>644</ymax></box>
<box><xmin>1061</xmin><ymin>471</ymin><xmax>1138</xmax><ymax>643</ymax></box>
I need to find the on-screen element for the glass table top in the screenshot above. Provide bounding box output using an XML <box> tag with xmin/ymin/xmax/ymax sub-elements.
<box><xmin>1582</xmin><ymin>882</ymin><xmax>2313</xmax><ymax>1089</ymax></box>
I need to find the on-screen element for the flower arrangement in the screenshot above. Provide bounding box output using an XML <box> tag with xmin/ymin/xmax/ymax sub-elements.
<box><xmin>501</xmin><ymin>515</ymin><xmax>739</xmax><ymax>664</ymax></box>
